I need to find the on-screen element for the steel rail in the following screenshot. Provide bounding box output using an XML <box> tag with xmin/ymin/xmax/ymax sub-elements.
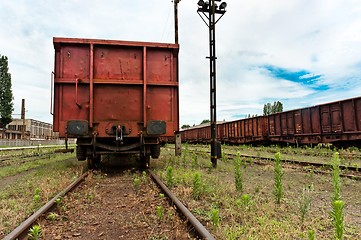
<box><xmin>229</xmin><ymin>153</ymin><xmax>361</xmax><ymax>180</ymax></box>
<box><xmin>180</xmin><ymin>146</ymin><xmax>360</xmax><ymax>172</ymax></box>
<box><xmin>149</xmin><ymin>170</ymin><xmax>215</xmax><ymax>240</ymax></box>
<box><xmin>4</xmin><ymin>171</ymin><xmax>89</xmax><ymax>240</ymax></box>
<box><xmin>0</xmin><ymin>145</ymin><xmax>75</xmax><ymax>152</ymax></box>
<box><xmin>175</xmin><ymin>146</ymin><xmax>361</xmax><ymax>180</ymax></box>
<box><xmin>232</xmin><ymin>153</ymin><xmax>360</xmax><ymax>171</ymax></box>
<box><xmin>0</xmin><ymin>152</ymin><xmax>75</xmax><ymax>167</ymax></box>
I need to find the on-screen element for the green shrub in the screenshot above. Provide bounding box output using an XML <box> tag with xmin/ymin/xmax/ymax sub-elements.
<box><xmin>299</xmin><ymin>184</ymin><xmax>313</xmax><ymax>222</ymax></box>
<box><xmin>331</xmin><ymin>152</ymin><xmax>341</xmax><ymax>201</ymax></box>
<box><xmin>28</xmin><ymin>224</ymin><xmax>42</xmax><ymax>240</ymax></box>
<box><xmin>166</xmin><ymin>166</ymin><xmax>174</xmax><ymax>187</ymax></box>
<box><xmin>156</xmin><ymin>205</ymin><xmax>164</xmax><ymax>220</ymax></box>
<box><xmin>192</xmin><ymin>172</ymin><xmax>202</xmax><ymax>200</ymax></box>
<box><xmin>192</xmin><ymin>154</ymin><xmax>199</xmax><ymax>169</ymax></box>
<box><xmin>331</xmin><ymin>200</ymin><xmax>344</xmax><ymax>240</ymax></box>
<box><xmin>308</xmin><ymin>229</ymin><xmax>315</xmax><ymax>240</ymax></box>
<box><xmin>234</xmin><ymin>151</ymin><xmax>243</xmax><ymax>192</ymax></box>
<box><xmin>133</xmin><ymin>176</ymin><xmax>140</xmax><ymax>192</ymax></box>
<box><xmin>273</xmin><ymin>152</ymin><xmax>283</xmax><ymax>204</ymax></box>
<box><xmin>210</xmin><ymin>208</ymin><xmax>220</xmax><ymax>226</ymax></box>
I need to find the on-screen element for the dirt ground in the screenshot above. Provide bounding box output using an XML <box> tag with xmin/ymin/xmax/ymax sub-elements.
<box><xmin>40</xmin><ymin>169</ymin><xmax>193</xmax><ymax>240</ymax></box>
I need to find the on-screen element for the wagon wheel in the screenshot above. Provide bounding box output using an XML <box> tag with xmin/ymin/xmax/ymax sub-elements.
<box><xmin>87</xmin><ymin>155</ymin><xmax>101</xmax><ymax>170</ymax></box>
<box><xmin>139</xmin><ymin>154</ymin><xmax>150</xmax><ymax>169</ymax></box>
<box><xmin>87</xmin><ymin>158</ymin><xmax>94</xmax><ymax>170</ymax></box>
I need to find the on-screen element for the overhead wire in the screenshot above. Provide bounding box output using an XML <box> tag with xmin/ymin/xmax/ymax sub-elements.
<box><xmin>160</xmin><ymin>1</ymin><xmax>174</xmax><ymax>42</ymax></box>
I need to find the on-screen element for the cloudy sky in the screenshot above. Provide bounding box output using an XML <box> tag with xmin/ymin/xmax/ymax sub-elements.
<box><xmin>1</xmin><ymin>0</ymin><xmax>361</xmax><ymax>127</ymax></box>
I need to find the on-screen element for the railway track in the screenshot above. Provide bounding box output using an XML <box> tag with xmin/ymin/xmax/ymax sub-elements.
<box><xmin>178</xmin><ymin>146</ymin><xmax>361</xmax><ymax>180</ymax></box>
<box><xmin>228</xmin><ymin>152</ymin><xmax>361</xmax><ymax>181</ymax></box>
<box><xmin>4</xmin><ymin>172</ymin><xmax>89</xmax><ymax>240</ymax></box>
<box><xmin>149</xmin><ymin>170</ymin><xmax>215</xmax><ymax>240</ymax></box>
<box><xmin>0</xmin><ymin>145</ymin><xmax>74</xmax><ymax>152</ymax></box>
<box><xmin>4</xmin><ymin>169</ymin><xmax>215</xmax><ymax>240</ymax></box>
<box><xmin>0</xmin><ymin>148</ymin><xmax>74</xmax><ymax>167</ymax></box>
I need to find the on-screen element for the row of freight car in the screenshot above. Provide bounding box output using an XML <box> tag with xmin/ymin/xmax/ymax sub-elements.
<box><xmin>182</xmin><ymin>96</ymin><xmax>361</xmax><ymax>146</ymax></box>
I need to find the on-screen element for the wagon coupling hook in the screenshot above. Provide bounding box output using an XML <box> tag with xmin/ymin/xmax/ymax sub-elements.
<box><xmin>116</xmin><ymin>125</ymin><xmax>123</xmax><ymax>142</ymax></box>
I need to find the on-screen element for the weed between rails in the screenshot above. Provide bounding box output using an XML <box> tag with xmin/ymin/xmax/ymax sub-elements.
<box><xmin>154</xmin><ymin>145</ymin><xmax>360</xmax><ymax>239</ymax></box>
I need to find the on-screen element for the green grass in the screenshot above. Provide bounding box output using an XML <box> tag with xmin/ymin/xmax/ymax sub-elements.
<box><xmin>177</xmin><ymin>143</ymin><xmax>361</xmax><ymax>169</ymax></box>
<box><xmin>0</xmin><ymin>152</ymin><xmax>76</xmax><ymax>178</ymax></box>
<box><xmin>153</xmin><ymin>145</ymin><xmax>361</xmax><ymax>239</ymax></box>
<box><xmin>0</xmin><ymin>152</ymin><xmax>83</xmax><ymax>235</ymax></box>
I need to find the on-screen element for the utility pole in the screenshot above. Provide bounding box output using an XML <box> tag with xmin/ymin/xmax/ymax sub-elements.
<box><xmin>197</xmin><ymin>0</ymin><xmax>227</xmax><ymax>167</ymax></box>
<box><xmin>174</xmin><ymin>0</ymin><xmax>181</xmax><ymax>44</ymax></box>
<box><xmin>174</xmin><ymin>0</ymin><xmax>182</xmax><ymax>156</ymax></box>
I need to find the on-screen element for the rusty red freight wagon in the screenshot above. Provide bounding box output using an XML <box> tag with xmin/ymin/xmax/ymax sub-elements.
<box><xmin>52</xmin><ymin>37</ymin><xmax>179</xmax><ymax>167</ymax></box>
<box><xmin>267</xmin><ymin>96</ymin><xmax>361</xmax><ymax>145</ymax></box>
<box><xmin>221</xmin><ymin>116</ymin><xmax>268</xmax><ymax>144</ymax></box>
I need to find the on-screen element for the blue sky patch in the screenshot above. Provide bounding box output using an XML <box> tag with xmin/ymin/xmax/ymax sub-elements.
<box><xmin>262</xmin><ymin>65</ymin><xmax>329</xmax><ymax>91</ymax></box>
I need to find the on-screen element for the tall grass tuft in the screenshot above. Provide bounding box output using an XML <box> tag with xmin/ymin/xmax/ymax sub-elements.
<box><xmin>331</xmin><ymin>152</ymin><xmax>344</xmax><ymax>240</ymax></box>
<box><xmin>133</xmin><ymin>176</ymin><xmax>140</xmax><ymax>193</ymax></box>
<box><xmin>192</xmin><ymin>172</ymin><xmax>202</xmax><ymax>200</ymax></box>
<box><xmin>156</xmin><ymin>205</ymin><xmax>164</xmax><ymax>220</ymax></box>
<box><xmin>192</xmin><ymin>153</ymin><xmax>199</xmax><ymax>169</ymax></box>
<box><xmin>183</xmin><ymin>144</ymin><xmax>189</xmax><ymax>167</ymax></box>
<box><xmin>28</xmin><ymin>224</ymin><xmax>42</xmax><ymax>240</ymax></box>
<box><xmin>211</xmin><ymin>208</ymin><xmax>220</xmax><ymax>226</ymax></box>
<box><xmin>273</xmin><ymin>152</ymin><xmax>283</xmax><ymax>204</ymax></box>
<box><xmin>308</xmin><ymin>229</ymin><xmax>315</xmax><ymax>240</ymax></box>
<box><xmin>166</xmin><ymin>166</ymin><xmax>174</xmax><ymax>187</ymax></box>
<box><xmin>299</xmin><ymin>184</ymin><xmax>313</xmax><ymax>222</ymax></box>
<box><xmin>234</xmin><ymin>151</ymin><xmax>243</xmax><ymax>192</ymax></box>
<box><xmin>331</xmin><ymin>200</ymin><xmax>344</xmax><ymax>240</ymax></box>
<box><xmin>331</xmin><ymin>152</ymin><xmax>341</xmax><ymax>201</ymax></box>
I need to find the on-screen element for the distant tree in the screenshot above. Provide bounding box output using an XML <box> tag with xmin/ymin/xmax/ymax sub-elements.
<box><xmin>0</xmin><ymin>54</ymin><xmax>14</xmax><ymax>129</ymax></box>
<box><xmin>200</xmin><ymin>119</ymin><xmax>210</xmax><ymax>124</ymax></box>
<box><xmin>181</xmin><ymin>124</ymin><xmax>191</xmax><ymax>129</ymax></box>
<box><xmin>273</xmin><ymin>101</ymin><xmax>283</xmax><ymax>113</ymax></box>
<box><xmin>263</xmin><ymin>101</ymin><xmax>283</xmax><ymax>116</ymax></box>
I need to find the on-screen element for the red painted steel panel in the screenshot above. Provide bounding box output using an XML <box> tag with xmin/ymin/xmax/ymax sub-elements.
<box><xmin>342</xmin><ymin>100</ymin><xmax>355</xmax><ymax>131</ymax></box>
<box><xmin>301</xmin><ymin>108</ymin><xmax>311</xmax><ymax>134</ymax></box>
<box><xmin>294</xmin><ymin>110</ymin><xmax>302</xmax><ymax>134</ymax></box>
<box><xmin>311</xmin><ymin>107</ymin><xmax>320</xmax><ymax>133</ymax></box>
<box><xmin>53</xmin><ymin>37</ymin><xmax>179</xmax><ymax>138</ymax></box>
<box><xmin>93</xmin><ymin>46</ymin><xmax>143</xmax><ymax>80</ymax></box>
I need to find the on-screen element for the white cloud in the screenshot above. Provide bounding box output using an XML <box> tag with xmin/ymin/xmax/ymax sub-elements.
<box><xmin>1</xmin><ymin>0</ymin><xmax>361</xmax><ymax>127</ymax></box>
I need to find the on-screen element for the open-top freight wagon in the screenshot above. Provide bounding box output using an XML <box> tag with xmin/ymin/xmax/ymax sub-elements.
<box><xmin>182</xmin><ymin>96</ymin><xmax>361</xmax><ymax>147</ymax></box>
<box><xmin>266</xmin><ymin>96</ymin><xmax>361</xmax><ymax>145</ymax></box>
<box><xmin>52</xmin><ymin>37</ymin><xmax>179</xmax><ymax>168</ymax></box>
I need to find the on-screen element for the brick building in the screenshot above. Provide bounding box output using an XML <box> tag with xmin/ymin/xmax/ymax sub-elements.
<box><xmin>0</xmin><ymin>119</ymin><xmax>58</xmax><ymax>140</ymax></box>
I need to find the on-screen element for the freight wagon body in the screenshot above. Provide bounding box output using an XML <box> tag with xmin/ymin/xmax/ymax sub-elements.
<box><xmin>267</xmin><ymin>97</ymin><xmax>361</xmax><ymax>145</ymax></box>
<box><xmin>220</xmin><ymin>116</ymin><xmax>267</xmax><ymax>144</ymax></box>
<box><xmin>52</xmin><ymin>37</ymin><xmax>179</xmax><ymax>167</ymax></box>
<box><xmin>182</xmin><ymin>97</ymin><xmax>361</xmax><ymax>147</ymax></box>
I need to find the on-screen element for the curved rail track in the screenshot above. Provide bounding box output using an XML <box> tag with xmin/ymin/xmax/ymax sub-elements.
<box><xmin>4</xmin><ymin>169</ymin><xmax>215</xmax><ymax>240</ymax></box>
